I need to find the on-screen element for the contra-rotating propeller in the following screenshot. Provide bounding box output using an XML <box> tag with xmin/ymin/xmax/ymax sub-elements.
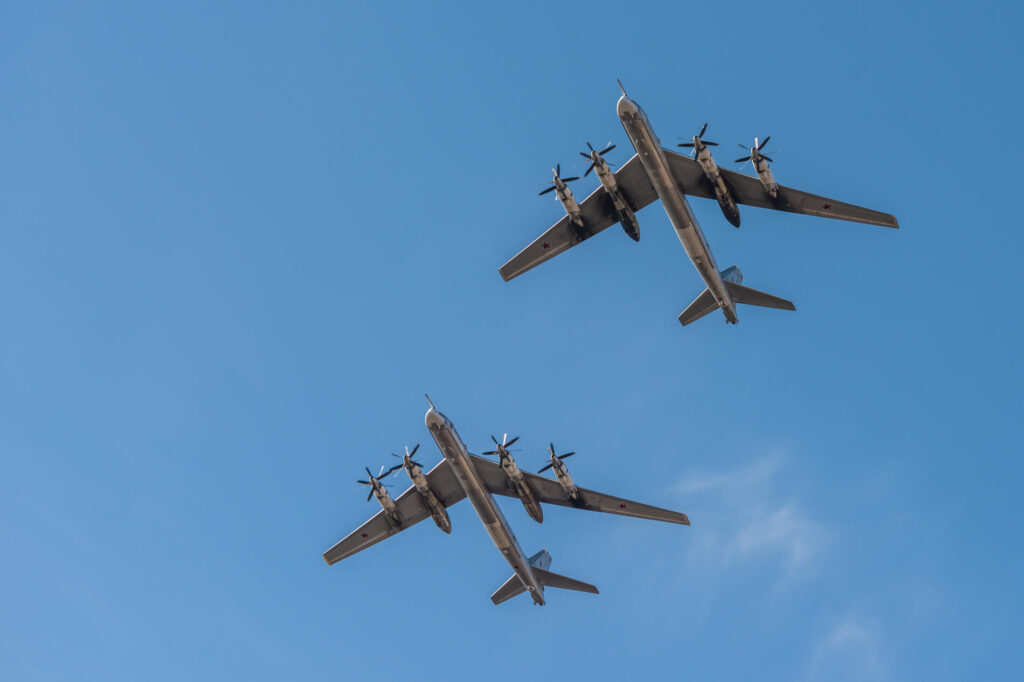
<box><xmin>677</xmin><ymin>123</ymin><xmax>719</xmax><ymax>157</ymax></box>
<box><xmin>390</xmin><ymin>444</ymin><xmax>425</xmax><ymax>469</ymax></box>
<box><xmin>734</xmin><ymin>136</ymin><xmax>773</xmax><ymax>163</ymax></box>
<box><xmin>482</xmin><ymin>433</ymin><xmax>520</xmax><ymax>459</ymax></box>
<box><xmin>357</xmin><ymin>464</ymin><xmax>401</xmax><ymax>501</ymax></box>
<box><xmin>538</xmin><ymin>442</ymin><xmax>576</xmax><ymax>473</ymax></box>
<box><xmin>578</xmin><ymin>141</ymin><xmax>617</xmax><ymax>177</ymax></box>
<box><xmin>538</xmin><ymin>163</ymin><xmax>580</xmax><ymax>195</ymax></box>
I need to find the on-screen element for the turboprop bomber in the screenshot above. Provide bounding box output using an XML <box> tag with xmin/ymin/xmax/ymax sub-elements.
<box><xmin>323</xmin><ymin>398</ymin><xmax>689</xmax><ymax>606</ymax></box>
<box><xmin>499</xmin><ymin>84</ymin><xmax>899</xmax><ymax>326</ymax></box>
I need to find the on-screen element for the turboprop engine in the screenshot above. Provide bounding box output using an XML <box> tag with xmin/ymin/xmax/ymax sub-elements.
<box><xmin>357</xmin><ymin>464</ymin><xmax>402</xmax><ymax>527</ymax></box>
<box><xmin>735</xmin><ymin>136</ymin><xmax>779</xmax><ymax>198</ymax></box>
<box><xmin>579</xmin><ymin>141</ymin><xmax>641</xmax><ymax>240</ymax></box>
<box><xmin>538</xmin><ymin>443</ymin><xmax>580</xmax><ymax>504</ymax></box>
<box><xmin>391</xmin><ymin>444</ymin><xmax>451</xmax><ymax>533</ymax></box>
<box><xmin>539</xmin><ymin>163</ymin><xmax>584</xmax><ymax>232</ymax></box>
<box><xmin>677</xmin><ymin>123</ymin><xmax>741</xmax><ymax>227</ymax></box>
<box><xmin>483</xmin><ymin>434</ymin><xmax>543</xmax><ymax>523</ymax></box>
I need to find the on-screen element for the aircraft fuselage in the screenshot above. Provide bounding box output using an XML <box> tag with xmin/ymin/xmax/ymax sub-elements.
<box><xmin>616</xmin><ymin>95</ymin><xmax>738</xmax><ymax>324</ymax></box>
<box><xmin>425</xmin><ymin>407</ymin><xmax>547</xmax><ymax>605</ymax></box>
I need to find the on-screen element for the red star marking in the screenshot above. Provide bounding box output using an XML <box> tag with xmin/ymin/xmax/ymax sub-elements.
<box><xmin>360</xmin><ymin>532</ymin><xmax>368</xmax><ymax>538</ymax></box>
<box><xmin>619</xmin><ymin>503</ymin><xmax>628</xmax><ymax>509</ymax></box>
<box><xmin>822</xmin><ymin>203</ymin><xmax>832</xmax><ymax>211</ymax></box>
<box><xmin>542</xmin><ymin>242</ymin><xmax>551</xmax><ymax>249</ymax></box>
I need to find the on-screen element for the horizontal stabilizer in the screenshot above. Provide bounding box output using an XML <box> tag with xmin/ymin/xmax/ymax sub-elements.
<box><xmin>724</xmin><ymin>281</ymin><xmax>795</xmax><ymax>311</ymax></box>
<box><xmin>490</xmin><ymin>574</ymin><xmax>527</xmax><ymax>605</ymax></box>
<box><xmin>678</xmin><ymin>287</ymin><xmax>718</xmax><ymax>326</ymax></box>
<box><xmin>532</xmin><ymin>567</ymin><xmax>599</xmax><ymax>595</ymax></box>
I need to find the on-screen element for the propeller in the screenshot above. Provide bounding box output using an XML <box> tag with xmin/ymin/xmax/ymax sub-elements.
<box><xmin>390</xmin><ymin>444</ymin><xmax>425</xmax><ymax>469</ymax></box>
<box><xmin>578</xmin><ymin>141</ymin><xmax>617</xmax><ymax>177</ymax></box>
<box><xmin>734</xmin><ymin>136</ymin><xmax>773</xmax><ymax>163</ymax></box>
<box><xmin>677</xmin><ymin>123</ymin><xmax>719</xmax><ymax>157</ymax></box>
<box><xmin>538</xmin><ymin>163</ymin><xmax>580</xmax><ymax>195</ymax></box>
<box><xmin>357</xmin><ymin>464</ymin><xmax>401</xmax><ymax>500</ymax></box>
<box><xmin>538</xmin><ymin>442</ymin><xmax>576</xmax><ymax>473</ymax></box>
<box><xmin>482</xmin><ymin>433</ymin><xmax>520</xmax><ymax>457</ymax></box>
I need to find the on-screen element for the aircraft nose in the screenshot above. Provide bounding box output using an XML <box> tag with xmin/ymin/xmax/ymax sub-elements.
<box><xmin>616</xmin><ymin>95</ymin><xmax>639</xmax><ymax>119</ymax></box>
<box><xmin>425</xmin><ymin>407</ymin><xmax>446</xmax><ymax>430</ymax></box>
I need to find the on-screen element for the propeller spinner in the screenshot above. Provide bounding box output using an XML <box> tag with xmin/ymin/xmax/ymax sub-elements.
<box><xmin>734</xmin><ymin>136</ymin><xmax>773</xmax><ymax>164</ymax></box>
<box><xmin>538</xmin><ymin>442</ymin><xmax>576</xmax><ymax>473</ymax></box>
<box><xmin>677</xmin><ymin>122</ymin><xmax>719</xmax><ymax>157</ymax></box>
<box><xmin>538</xmin><ymin>163</ymin><xmax>580</xmax><ymax>196</ymax></box>
<box><xmin>578</xmin><ymin>141</ymin><xmax>617</xmax><ymax>177</ymax></box>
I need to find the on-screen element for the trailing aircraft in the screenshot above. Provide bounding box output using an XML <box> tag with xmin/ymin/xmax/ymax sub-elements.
<box><xmin>322</xmin><ymin>398</ymin><xmax>689</xmax><ymax>606</ymax></box>
<box><xmin>499</xmin><ymin>84</ymin><xmax>899</xmax><ymax>326</ymax></box>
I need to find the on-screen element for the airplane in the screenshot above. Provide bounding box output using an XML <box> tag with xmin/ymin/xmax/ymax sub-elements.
<box><xmin>322</xmin><ymin>397</ymin><xmax>690</xmax><ymax>606</ymax></box>
<box><xmin>499</xmin><ymin>83</ymin><xmax>900</xmax><ymax>326</ymax></box>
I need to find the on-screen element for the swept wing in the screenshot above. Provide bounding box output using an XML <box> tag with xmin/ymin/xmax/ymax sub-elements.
<box><xmin>322</xmin><ymin>460</ymin><xmax>465</xmax><ymax>565</ymax></box>
<box><xmin>499</xmin><ymin>153</ymin><xmax>658</xmax><ymax>281</ymax></box>
<box><xmin>661</xmin><ymin>148</ymin><xmax>899</xmax><ymax>228</ymax></box>
<box><xmin>468</xmin><ymin>455</ymin><xmax>689</xmax><ymax>525</ymax></box>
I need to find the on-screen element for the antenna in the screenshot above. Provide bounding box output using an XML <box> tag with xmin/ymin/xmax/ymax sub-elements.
<box><xmin>425</xmin><ymin>393</ymin><xmax>435</xmax><ymax>409</ymax></box>
<box><xmin>617</xmin><ymin>79</ymin><xmax>627</xmax><ymax>96</ymax></box>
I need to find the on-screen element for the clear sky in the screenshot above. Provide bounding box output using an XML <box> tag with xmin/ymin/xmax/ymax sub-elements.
<box><xmin>2</xmin><ymin>1</ymin><xmax>1021</xmax><ymax>680</ymax></box>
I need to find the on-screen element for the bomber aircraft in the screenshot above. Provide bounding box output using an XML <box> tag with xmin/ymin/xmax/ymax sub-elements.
<box><xmin>499</xmin><ymin>83</ymin><xmax>899</xmax><ymax>326</ymax></box>
<box><xmin>323</xmin><ymin>397</ymin><xmax>690</xmax><ymax>606</ymax></box>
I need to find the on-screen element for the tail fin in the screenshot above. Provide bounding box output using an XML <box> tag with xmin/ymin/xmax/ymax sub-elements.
<box><xmin>490</xmin><ymin>574</ymin><xmax>527</xmax><ymax>605</ymax></box>
<box><xmin>679</xmin><ymin>287</ymin><xmax>719</xmax><ymax>326</ymax></box>
<box><xmin>532</xmin><ymin>567</ymin><xmax>599</xmax><ymax>595</ymax></box>
<box><xmin>724</xmin><ymin>280</ymin><xmax>795</xmax><ymax>311</ymax></box>
<box><xmin>490</xmin><ymin>551</ymin><xmax>598</xmax><ymax>605</ymax></box>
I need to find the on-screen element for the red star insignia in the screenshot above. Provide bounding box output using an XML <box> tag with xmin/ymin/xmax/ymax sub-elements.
<box><xmin>619</xmin><ymin>503</ymin><xmax>628</xmax><ymax>509</ymax></box>
<box><xmin>360</xmin><ymin>532</ymin><xmax>368</xmax><ymax>538</ymax></box>
<box><xmin>822</xmin><ymin>203</ymin><xmax>832</xmax><ymax>211</ymax></box>
<box><xmin>542</xmin><ymin>242</ymin><xmax>551</xmax><ymax>249</ymax></box>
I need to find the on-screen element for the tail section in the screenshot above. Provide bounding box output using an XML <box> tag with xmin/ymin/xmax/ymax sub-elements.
<box><xmin>532</xmin><ymin>567</ymin><xmax>599</xmax><ymax>595</ymax></box>
<box><xmin>678</xmin><ymin>288</ymin><xmax>718</xmax><ymax>326</ymax></box>
<box><xmin>723</xmin><ymin>280</ymin><xmax>795</xmax><ymax>311</ymax></box>
<box><xmin>489</xmin><ymin>550</ymin><xmax>598</xmax><ymax>605</ymax></box>
<box><xmin>679</xmin><ymin>266</ymin><xmax>795</xmax><ymax>326</ymax></box>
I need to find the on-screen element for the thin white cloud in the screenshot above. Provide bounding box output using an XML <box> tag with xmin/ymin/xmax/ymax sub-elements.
<box><xmin>673</xmin><ymin>453</ymin><xmax>828</xmax><ymax>583</ymax></box>
<box><xmin>806</xmin><ymin>617</ymin><xmax>886</xmax><ymax>681</ymax></box>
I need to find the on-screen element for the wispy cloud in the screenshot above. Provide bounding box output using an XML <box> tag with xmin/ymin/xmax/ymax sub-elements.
<box><xmin>674</xmin><ymin>453</ymin><xmax>828</xmax><ymax>584</ymax></box>
<box><xmin>806</xmin><ymin>617</ymin><xmax>886</xmax><ymax>681</ymax></box>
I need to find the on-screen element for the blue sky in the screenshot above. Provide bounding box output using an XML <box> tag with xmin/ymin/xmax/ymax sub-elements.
<box><xmin>1</xmin><ymin>1</ymin><xmax>1021</xmax><ymax>680</ymax></box>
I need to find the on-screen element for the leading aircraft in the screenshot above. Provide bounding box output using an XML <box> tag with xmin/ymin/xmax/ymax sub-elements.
<box><xmin>499</xmin><ymin>83</ymin><xmax>899</xmax><ymax>326</ymax></box>
<box><xmin>322</xmin><ymin>398</ymin><xmax>690</xmax><ymax>606</ymax></box>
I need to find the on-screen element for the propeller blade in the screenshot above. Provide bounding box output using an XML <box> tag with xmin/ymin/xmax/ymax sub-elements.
<box><xmin>583</xmin><ymin>163</ymin><xmax>595</xmax><ymax>178</ymax></box>
<box><xmin>699</xmin><ymin>122</ymin><xmax>708</xmax><ymax>138</ymax></box>
<box><xmin>357</xmin><ymin>479</ymin><xmax>370</xmax><ymax>485</ymax></box>
<box><xmin>599</xmin><ymin>143</ymin><xmax>616</xmax><ymax>155</ymax></box>
<box><xmin>556</xmin><ymin>163</ymin><xmax>560</xmax><ymax>176</ymax></box>
<box><xmin>761</xmin><ymin>155</ymin><xmax>773</xmax><ymax>163</ymax></box>
<box><xmin>677</xmin><ymin>142</ymin><xmax>695</xmax><ymax>147</ymax></box>
<box><xmin>408</xmin><ymin>444</ymin><xmax>419</xmax><ymax>456</ymax></box>
<box><xmin>482</xmin><ymin>450</ymin><xmax>498</xmax><ymax>456</ymax></box>
<box><xmin>737</xmin><ymin>143</ymin><xmax>749</xmax><ymax>150</ymax></box>
<box><xmin>505</xmin><ymin>436</ymin><xmax>520</xmax><ymax>447</ymax></box>
<box><xmin>734</xmin><ymin>156</ymin><xmax>751</xmax><ymax>163</ymax></box>
<box><xmin>390</xmin><ymin>452</ymin><xmax>402</xmax><ymax>459</ymax></box>
<box><xmin>562</xmin><ymin>176</ymin><xmax>579</xmax><ymax>183</ymax></box>
<box><xmin>559</xmin><ymin>452</ymin><xmax>576</xmax><ymax>460</ymax></box>
<box><xmin>704</xmin><ymin>141</ymin><xmax>719</xmax><ymax>146</ymax></box>
<box><xmin>490</xmin><ymin>434</ymin><xmax>500</xmax><ymax>445</ymax></box>
<box><xmin>366</xmin><ymin>489</ymin><xmax>374</xmax><ymax>502</ymax></box>
<box><xmin>365</xmin><ymin>467</ymin><xmax>373</xmax><ymax>478</ymax></box>
<box><xmin>411</xmin><ymin>460</ymin><xmax>424</xmax><ymax>468</ymax></box>
<box><xmin>759</xmin><ymin>135</ymin><xmax>770</xmax><ymax>150</ymax></box>
<box><xmin>579</xmin><ymin>151</ymin><xmax>592</xmax><ymax>159</ymax></box>
<box><xmin>538</xmin><ymin>463</ymin><xmax>554</xmax><ymax>473</ymax></box>
<box><xmin>538</xmin><ymin>185</ymin><xmax>556</xmax><ymax>196</ymax></box>
<box><xmin>587</xmin><ymin>141</ymin><xmax>596</xmax><ymax>153</ymax></box>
